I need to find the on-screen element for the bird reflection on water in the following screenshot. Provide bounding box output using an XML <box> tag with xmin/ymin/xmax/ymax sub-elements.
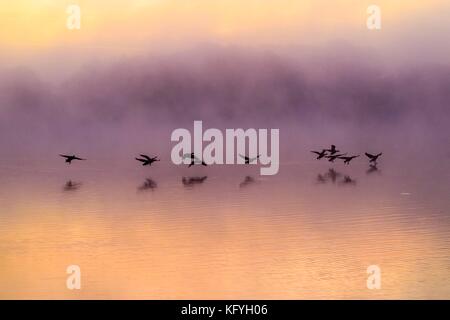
<box><xmin>182</xmin><ymin>176</ymin><xmax>208</xmax><ymax>186</ymax></box>
<box><xmin>239</xmin><ymin>176</ymin><xmax>256</xmax><ymax>188</ymax></box>
<box><xmin>315</xmin><ymin>169</ymin><xmax>356</xmax><ymax>186</ymax></box>
<box><xmin>63</xmin><ymin>180</ymin><xmax>82</xmax><ymax>191</ymax></box>
<box><xmin>138</xmin><ymin>178</ymin><xmax>158</xmax><ymax>191</ymax></box>
<box><xmin>366</xmin><ymin>164</ymin><xmax>381</xmax><ymax>175</ymax></box>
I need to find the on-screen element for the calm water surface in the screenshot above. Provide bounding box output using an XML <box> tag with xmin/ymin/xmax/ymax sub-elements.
<box><xmin>0</xmin><ymin>156</ymin><xmax>449</xmax><ymax>299</ymax></box>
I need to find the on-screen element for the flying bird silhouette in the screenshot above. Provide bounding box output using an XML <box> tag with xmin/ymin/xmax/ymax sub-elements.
<box><xmin>365</xmin><ymin>152</ymin><xmax>382</xmax><ymax>164</ymax></box>
<box><xmin>239</xmin><ymin>154</ymin><xmax>260</xmax><ymax>164</ymax></box>
<box><xmin>325</xmin><ymin>153</ymin><xmax>347</xmax><ymax>162</ymax></box>
<box><xmin>183</xmin><ymin>153</ymin><xmax>207</xmax><ymax>167</ymax></box>
<box><xmin>338</xmin><ymin>155</ymin><xmax>360</xmax><ymax>164</ymax></box>
<box><xmin>325</xmin><ymin>145</ymin><xmax>340</xmax><ymax>155</ymax></box>
<box><xmin>135</xmin><ymin>154</ymin><xmax>160</xmax><ymax>166</ymax></box>
<box><xmin>311</xmin><ymin>150</ymin><xmax>327</xmax><ymax>160</ymax></box>
<box><xmin>60</xmin><ymin>154</ymin><xmax>85</xmax><ymax>164</ymax></box>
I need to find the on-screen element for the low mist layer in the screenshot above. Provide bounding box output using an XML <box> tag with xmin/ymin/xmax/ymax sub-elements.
<box><xmin>1</xmin><ymin>47</ymin><xmax>449</xmax><ymax>157</ymax></box>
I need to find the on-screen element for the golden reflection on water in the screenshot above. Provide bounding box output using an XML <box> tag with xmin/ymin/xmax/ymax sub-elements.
<box><xmin>0</xmin><ymin>162</ymin><xmax>449</xmax><ymax>299</ymax></box>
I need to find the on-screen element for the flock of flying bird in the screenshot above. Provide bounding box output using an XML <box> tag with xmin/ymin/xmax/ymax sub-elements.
<box><xmin>59</xmin><ymin>152</ymin><xmax>259</xmax><ymax>190</ymax></box>
<box><xmin>60</xmin><ymin>146</ymin><xmax>382</xmax><ymax>168</ymax></box>
<box><xmin>59</xmin><ymin>153</ymin><xmax>261</xmax><ymax>167</ymax></box>
<box><xmin>311</xmin><ymin>145</ymin><xmax>382</xmax><ymax>165</ymax></box>
<box><xmin>59</xmin><ymin>145</ymin><xmax>381</xmax><ymax>190</ymax></box>
<box><xmin>310</xmin><ymin>145</ymin><xmax>383</xmax><ymax>185</ymax></box>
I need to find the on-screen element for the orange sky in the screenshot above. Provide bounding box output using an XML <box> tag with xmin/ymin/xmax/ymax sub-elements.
<box><xmin>0</xmin><ymin>0</ymin><xmax>449</xmax><ymax>81</ymax></box>
<box><xmin>1</xmin><ymin>0</ymin><xmax>448</xmax><ymax>49</ymax></box>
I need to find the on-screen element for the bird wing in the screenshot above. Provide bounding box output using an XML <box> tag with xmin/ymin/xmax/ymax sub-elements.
<box><xmin>311</xmin><ymin>151</ymin><xmax>320</xmax><ymax>155</ymax></box>
<box><xmin>365</xmin><ymin>152</ymin><xmax>375</xmax><ymax>159</ymax></box>
<box><xmin>140</xmin><ymin>154</ymin><xmax>151</xmax><ymax>160</ymax></box>
<box><xmin>72</xmin><ymin>156</ymin><xmax>85</xmax><ymax>160</ymax></box>
<box><xmin>239</xmin><ymin>154</ymin><xmax>248</xmax><ymax>160</ymax></box>
<box><xmin>184</xmin><ymin>154</ymin><xmax>201</xmax><ymax>162</ymax></box>
<box><xmin>135</xmin><ymin>158</ymin><xmax>146</xmax><ymax>162</ymax></box>
<box><xmin>248</xmin><ymin>155</ymin><xmax>260</xmax><ymax>162</ymax></box>
<box><xmin>59</xmin><ymin>154</ymin><xmax>71</xmax><ymax>159</ymax></box>
<box><xmin>330</xmin><ymin>153</ymin><xmax>344</xmax><ymax>158</ymax></box>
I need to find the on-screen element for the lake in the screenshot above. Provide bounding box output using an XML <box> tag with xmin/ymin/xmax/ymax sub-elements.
<box><xmin>0</xmin><ymin>153</ymin><xmax>449</xmax><ymax>299</ymax></box>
